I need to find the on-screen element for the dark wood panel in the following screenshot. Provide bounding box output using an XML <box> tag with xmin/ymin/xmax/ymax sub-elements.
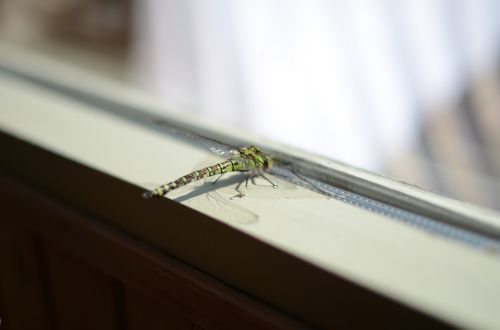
<box><xmin>0</xmin><ymin>173</ymin><xmax>307</xmax><ymax>329</ymax></box>
<box><xmin>0</xmin><ymin>227</ymin><xmax>51</xmax><ymax>330</ymax></box>
<box><xmin>43</xmin><ymin>245</ymin><xmax>119</xmax><ymax>330</ymax></box>
<box><xmin>125</xmin><ymin>286</ymin><xmax>198</xmax><ymax>330</ymax></box>
<box><xmin>0</xmin><ymin>282</ymin><xmax>5</xmax><ymax>330</ymax></box>
<box><xmin>27</xmin><ymin>193</ymin><xmax>304</xmax><ymax>329</ymax></box>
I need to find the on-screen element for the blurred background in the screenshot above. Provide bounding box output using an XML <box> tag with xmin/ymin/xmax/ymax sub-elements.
<box><xmin>0</xmin><ymin>0</ymin><xmax>499</xmax><ymax>211</ymax></box>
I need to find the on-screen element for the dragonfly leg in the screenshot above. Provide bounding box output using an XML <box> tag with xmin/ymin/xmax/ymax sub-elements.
<box><xmin>245</xmin><ymin>172</ymin><xmax>258</xmax><ymax>188</ymax></box>
<box><xmin>212</xmin><ymin>172</ymin><xmax>225</xmax><ymax>185</ymax></box>
<box><xmin>260</xmin><ymin>173</ymin><xmax>279</xmax><ymax>188</ymax></box>
<box><xmin>233</xmin><ymin>179</ymin><xmax>246</xmax><ymax>198</ymax></box>
<box><xmin>232</xmin><ymin>172</ymin><xmax>277</xmax><ymax>199</ymax></box>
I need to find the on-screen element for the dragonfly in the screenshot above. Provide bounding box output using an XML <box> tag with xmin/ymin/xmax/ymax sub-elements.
<box><xmin>141</xmin><ymin>120</ymin><xmax>296</xmax><ymax>199</ymax></box>
<box><xmin>143</xmin><ymin>144</ymin><xmax>278</xmax><ymax>199</ymax></box>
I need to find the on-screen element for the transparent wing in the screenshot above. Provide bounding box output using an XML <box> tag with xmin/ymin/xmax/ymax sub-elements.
<box><xmin>268</xmin><ymin>157</ymin><xmax>321</xmax><ymax>192</ymax></box>
<box><xmin>153</xmin><ymin>119</ymin><xmax>237</xmax><ymax>156</ymax></box>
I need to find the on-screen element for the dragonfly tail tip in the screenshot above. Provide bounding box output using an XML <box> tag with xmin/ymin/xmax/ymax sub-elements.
<box><xmin>142</xmin><ymin>191</ymin><xmax>154</xmax><ymax>199</ymax></box>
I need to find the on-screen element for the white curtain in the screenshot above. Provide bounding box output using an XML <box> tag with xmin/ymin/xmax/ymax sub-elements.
<box><xmin>131</xmin><ymin>0</ymin><xmax>500</xmax><ymax>170</ymax></box>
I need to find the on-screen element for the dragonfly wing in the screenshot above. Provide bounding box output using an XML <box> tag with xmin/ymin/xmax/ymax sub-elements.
<box><xmin>269</xmin><ymin>159</ymin><xmax>319</xmax><ymax>190</ymax></box>
<box><xmin>206</xmin><ymin>144</ymin><xmax>234</xmax><ymax>156</ymax></box>
<box><xmin>153</xmin><ymin>119</ymin><xmax>237</xmax><ymax>156</ymax></box>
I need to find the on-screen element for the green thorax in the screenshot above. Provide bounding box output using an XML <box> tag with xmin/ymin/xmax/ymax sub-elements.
<box><xmin>234</xmin><ymin>146</ymin><xmax>273</xmax><ymax>172</ymax></box>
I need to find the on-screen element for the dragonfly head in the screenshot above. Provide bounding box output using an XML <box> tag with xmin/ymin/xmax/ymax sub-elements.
<box><xmin>262</xmin><ymin>154</ymin><xmax>273</xmax><ymax>170</ymax></box>
<box><xmin>239</xmin><ymin>146</ymin><xmax>273</xmax><ymax>170</ymax></box>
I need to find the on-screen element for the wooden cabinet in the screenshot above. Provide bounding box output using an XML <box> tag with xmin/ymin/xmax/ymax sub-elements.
<box><xmin>0</xmin><ymin>173</ymin><xmax>304</xmax><ymax>329</ymax></box>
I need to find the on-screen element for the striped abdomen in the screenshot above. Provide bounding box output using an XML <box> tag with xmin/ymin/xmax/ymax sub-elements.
<box><xmin>143</xmin><ymin>158</ymin><xmax>248</xmax><ymax>198</ymax></box>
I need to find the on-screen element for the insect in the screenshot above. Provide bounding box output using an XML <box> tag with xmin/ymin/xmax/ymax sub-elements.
<box><xmin>143</xmin><ymin>145</ymin><xmax>278</xmax><ymax>199</ymax></box>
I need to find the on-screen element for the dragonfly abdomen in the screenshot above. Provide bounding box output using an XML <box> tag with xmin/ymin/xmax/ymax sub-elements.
<box><xmin>143</xmin><ymin>158</ymin><xmax>248</xmax><ymax>198</ymax></box>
